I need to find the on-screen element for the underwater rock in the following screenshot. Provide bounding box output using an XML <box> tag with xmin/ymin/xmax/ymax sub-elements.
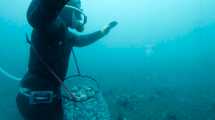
<box><xmin>207</xmin><ymin>102</ymin><xmax>215</xmax><ymax>119</ymax></box>
<box><xmin>116</xmin><ymin>111</ymin><xmax>128</xmax><ymax>120</ymax></box>
<box><xmin>210</xmin><ymin>103</ymin><xmax>215</xmax><ymax>111</ymax></box>
<box><xmin>165</xmin><ymin>113</ymin><xmax>177</xmax><ymax>120</ymax></box>
<box><xmin>115</xmin><ymin>94</ymin><xmax>138</xmax><ymax>112</ymax></box>
<box><xmin>116</xmin><ymin>96</ymin><xmax>131</xmax><ymax>108</ymax></box>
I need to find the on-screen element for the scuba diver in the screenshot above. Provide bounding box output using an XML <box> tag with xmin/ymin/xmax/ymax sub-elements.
<box><xmin>15</xmin><ymin>0</ymin><xmax>118</xmax><ymax>120</ymax></box>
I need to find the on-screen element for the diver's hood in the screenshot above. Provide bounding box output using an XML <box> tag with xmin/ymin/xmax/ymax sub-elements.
<box><xmin>68</xmin><ymin>0</ymin><xmax>81</xmax><ymax>7</ymax></box>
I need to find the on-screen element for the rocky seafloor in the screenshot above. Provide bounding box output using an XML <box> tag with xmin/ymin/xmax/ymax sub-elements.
<box><xmin>103</xmin><ymin>87</ymin><xmax>215</xmax><ymax>120</ymax></box>
<box><xmin>1</xmin><ymin>79</ymin><xmax>215</xmax><ymax>120</ymax></box>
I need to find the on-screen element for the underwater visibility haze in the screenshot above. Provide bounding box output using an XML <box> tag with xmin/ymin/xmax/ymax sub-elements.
<box><xmin>0</xmin><ymin>0</ymin><xmax>215</xmax><ymax>120</ymax></box>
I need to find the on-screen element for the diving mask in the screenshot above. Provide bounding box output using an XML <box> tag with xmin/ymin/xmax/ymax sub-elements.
<box><xmin>61</xmin><ymin>4</ymin><xmax>87</xmax><ymax>32</ymax></box>
<box><xmin>65</xmin><ymin>5</ymin><xmax>87</xmax><ymax>26</ymax></box>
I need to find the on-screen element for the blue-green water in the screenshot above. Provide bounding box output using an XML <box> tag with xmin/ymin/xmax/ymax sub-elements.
<box><xmin>0</xmin><ymin>0</ymin><xmax>215</xmax><ymax>120</ymax></box>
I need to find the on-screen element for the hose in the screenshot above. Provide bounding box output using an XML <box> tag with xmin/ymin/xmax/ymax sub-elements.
<box><xmin>0</xmin><ymin>66</ymin><xmax>21</xmax><ymax>81</ymax></box>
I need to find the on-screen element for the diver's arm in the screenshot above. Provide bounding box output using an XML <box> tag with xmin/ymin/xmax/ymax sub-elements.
<box><xmin>27</xmin><ymin>0</ymin><xmax>69</xmax><ymax>29</ymax></box>
<box><xmin>72</xmin><ymin>31</ymin><xmax>106</xmax><ymax>47</ymax></box>
<box><xmin>70</xmin><ymin>21</ymin><xmax>118</xmax><ymax>47</ymax></box>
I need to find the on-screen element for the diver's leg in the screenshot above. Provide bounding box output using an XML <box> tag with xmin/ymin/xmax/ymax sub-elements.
<box><xmin>16</xmin><ymin>91</ymin><xmax>63</xmax><ymax>120</ymax></box>
<box><xmin>16</xmin><ymin>92</ymin><xmax>32</xmax><ymax>120</ymax></box>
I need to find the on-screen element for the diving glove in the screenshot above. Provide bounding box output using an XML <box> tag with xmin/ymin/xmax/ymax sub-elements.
<box><xmin>101</xmin><ymin>21</ymin><xmax>118</xmax><ymax>35</ymax></box>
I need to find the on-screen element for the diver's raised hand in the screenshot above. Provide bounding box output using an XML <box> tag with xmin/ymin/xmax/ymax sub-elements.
<box><xmin>100</xmin><ymin>21</ymin><xmax>118</xmax><ymax>35</ymax></box>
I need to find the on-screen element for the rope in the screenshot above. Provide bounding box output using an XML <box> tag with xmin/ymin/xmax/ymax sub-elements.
<box><xmin>71</xmin><ymin>48</ymin><xmax>81</xmax><ymax>75</ymax></box>
<box><xmin>70</xmin><ymin>49</ymin><xmax>100</xmax><ymax>89</ymax></box>
<box><xmin>0</xmin><ymin>66</ymin><xmax>21</xmax><ymax>81</ymax></box>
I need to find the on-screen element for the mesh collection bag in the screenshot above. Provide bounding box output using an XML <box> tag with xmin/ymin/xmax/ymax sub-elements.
<box><xmin>61</xmin><ymin>75</ymin><xmax>111</xmax><ymax>120</ymax></box>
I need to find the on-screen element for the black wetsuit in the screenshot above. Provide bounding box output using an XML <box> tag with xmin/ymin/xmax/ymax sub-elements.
<box><xmin>16</xmin><ymin>0</ymin><xmax>105</xmax><ymax>120</ymax></box>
